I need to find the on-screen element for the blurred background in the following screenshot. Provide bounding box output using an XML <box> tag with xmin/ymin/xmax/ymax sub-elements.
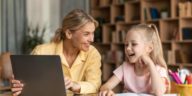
<box><xmin>1</xmin><ymin>0</ymin><xmax>192</xmax><ymax>95</ymax></box>
<box><xmin>0</xmin><ymin>0</ymin><xmax>90</xmax><ymax>54</ymax></box>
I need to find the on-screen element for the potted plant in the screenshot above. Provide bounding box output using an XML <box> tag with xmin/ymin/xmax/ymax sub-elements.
<box><xmin>22</xmin><ymin>25</ymin><xmax>46</xmax><ymax>54</ymax></box>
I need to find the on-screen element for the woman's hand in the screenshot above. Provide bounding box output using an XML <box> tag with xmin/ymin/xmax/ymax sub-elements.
<box><xmin>11</xmin><ymin>79</ymin><xmax>24</xmax><ymax>96</ymax></box>
<box><xmin>65</xmin><ymin>77</ymin><xmax>73</xmax><ymax>89</ymax></box>
<box><xmin>99</xmin><ymin>90</ymin><xmax>115</xmax><ymax>96</ymax></box>
<box><xmin>65</xmin><ymin>77</ymin><xmax>80</xmax><ymax>93</ymax></box>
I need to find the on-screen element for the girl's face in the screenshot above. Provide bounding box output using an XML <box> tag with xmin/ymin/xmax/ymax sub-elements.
<box><xmin>125</xmin><ymin>30</ymin><xmax>151</xmax><ymax>64</ymax></box>
<box><xmin>70</xmin><ymin>22</ymin><xmax>95</xmax><ymax>52</ymax></box>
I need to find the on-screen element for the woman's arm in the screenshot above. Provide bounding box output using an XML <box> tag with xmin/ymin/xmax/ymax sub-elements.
<box><xmin>99</xmin><ymin>75</ymin><xmax>121</xmax><ymax>96</ymax></box>
<box><xmin>72</xmin><ymin>47</ymin><xmax>102</xmax><ymax>93</ymax></box>
<box><xmin>64</xmin><ymin>77</ymin><xmax>81</xmax><ymax>93</ymax></box>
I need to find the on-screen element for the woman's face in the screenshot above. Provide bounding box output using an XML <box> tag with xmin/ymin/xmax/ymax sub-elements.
<box><xmin>124</xmin><ymin>30</ymin><xmax>149</xmax><ymax>64</ymax></box>
<box><xmin>71</xmin><ymin>22</ymin><xmax>95</xmax><ymax>52</ymax></box>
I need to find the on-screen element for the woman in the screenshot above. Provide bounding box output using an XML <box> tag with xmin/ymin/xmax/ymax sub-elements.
<box><xmin>11</xmin><ymin>9</ymin><xmax>101</xmax><ymax>95</ymax></box>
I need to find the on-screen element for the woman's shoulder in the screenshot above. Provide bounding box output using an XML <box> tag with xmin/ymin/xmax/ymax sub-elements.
<box><xmin>88</xmin><ymin>45</ymin><xmax>98</xmax><ymax>52</ymax></box>
<box><xmin>36</xmin><ymin>42</ymin><xmax>56</xmax><ymax>49</ymax></box>
<box><xmin>31</xmin><ymin>42</ymin><xmax>57</xmax><ymax>55</ymax></box>
<box><xmin>86</xmin><ymin>45</ymin><xmax>100</xmax><ymax>55</ymax></box>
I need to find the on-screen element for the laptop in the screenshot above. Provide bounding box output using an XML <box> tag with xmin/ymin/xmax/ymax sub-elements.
<box><xmin>10</xmin><ymin>55</ymin><xmax>66</xmax><ymax>96</ymax></box>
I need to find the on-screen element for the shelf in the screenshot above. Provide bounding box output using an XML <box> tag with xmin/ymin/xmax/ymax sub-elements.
<box><xmin>175</xmin><ymin>40</ymin><xmax>192</xmax><ymax>43</ymax></box>
<box><xmin>144</xmin><ymin>0</ymin><xmax>168</xmax><ymax>2</ymax></box>
<box><xmin>90</xmin><ymin>0</ymin><xmax>192</xmax><ymax>92</ymax></box>
<box><xmin>111</xmin><ymin>4</ymin><xmax>125</xmax><ymax>23</ymax></box>
<box><xmin>125</xmin><ymin>2</ymin><xmax>141</xmax><ymax>22</ymax></box>
<box><xmin>180</xmin><ymin>16</ymin><xmax>192</xmax><ymax>19</ymax></box>
<box><xmin>116</xmin><ymin>21</ymin><xmax>140</xmax><ymax>24</ymax></box>
<box><xmin>162</xmin><ymin>41</ymin><xmax>173</xmax><ymax>43</ymax></box>
<box><xmin>125</xmin><ymin>0</ymin><xmax>140</xmax><ymax>4</ymax></box>
<box><xmin>146</xmin><ymin>19</ymin><xmax>160</xmax><ymax>22</ymax></box>
<box><xmin>90</xmin><ymin>1</ymin><xmax>192</xmax><ymax>63</ymax></box>
<box><xmin>94</xmin><ymin>42</ymin><xmax>124</xmax><ymax>45</ymax></box>
<box><xmin>112</xmin><ymin>3</ymin><xmax>124</xmax><ymax>6</ymax></box>
<box><xmin>160</xmin><ymin>17</ymin><xmax>179</xmax><ymax>21</ymax></box>
<box><xmin>93</xmin><ymin>42</ymin><xmax>110</xmax><ymax>45</ymax></box>
<box><xmin>168</xmin><ymin>64</ymin><xmax>192</xmax><ymax>67</ymax></box>
<box><xmin>0</xmin><ymin>86</ymin><xmax>11</xmax><ymax>91</ymax></box>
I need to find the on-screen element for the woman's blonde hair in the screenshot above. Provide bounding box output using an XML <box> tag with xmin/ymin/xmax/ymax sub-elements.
<box><xmin>52</xmin><ymin>9</ymin><xmax>98</xmax><ymax>43</ymax></box>
<box><xmin>128</xmin><ymin>24</ymin><xmax>171</xmax><ymax>92</ymax></box>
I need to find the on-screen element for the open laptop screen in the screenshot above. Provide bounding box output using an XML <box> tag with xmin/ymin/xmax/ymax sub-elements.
<box><xmin>11</xmin><ymin>55</ymin><xmax>66</xmax><ymax>96</ymax></box>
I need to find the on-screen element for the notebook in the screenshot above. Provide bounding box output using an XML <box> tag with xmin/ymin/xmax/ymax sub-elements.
<box><xmin>10</xmin><ymin>55</ymin><xmax>66</xmax><ymax>96</ymax></box>
<box><xmin>116</xmin><ymin>93</ymin><xmax>177</xmax><ymax>96</ymax></box>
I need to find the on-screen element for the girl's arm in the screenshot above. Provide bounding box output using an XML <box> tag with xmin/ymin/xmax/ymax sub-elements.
<box><xmin>148</xmin><ymin>63</ymin><xmax>166</xmax><ymax>96</ymax></box>
<box><xmin>99</xmin><ymin>75</ymin><xmax>121</xmax><ymax>96</ymax></box>
<box><xmin>141</xmin><ymin>55</ymin><xmax>166</xmax><ymax>96</ymax></box>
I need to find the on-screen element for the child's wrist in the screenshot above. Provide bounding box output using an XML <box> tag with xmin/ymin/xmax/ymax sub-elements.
<box><xmin>147</xmin><ymin>62</ymin><xmax>155</xmax><ymax>68</ymax></box>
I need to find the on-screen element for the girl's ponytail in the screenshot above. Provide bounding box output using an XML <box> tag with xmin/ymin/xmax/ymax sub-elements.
<box><xmin>148</xmin><ymin>24</ymin><xmax>167</xmax><ymax>69</ymax></box>
<box><xmin>148</xmin><ymin>24</ymin><xmax>170</xmax><ymax>93</ymax></box>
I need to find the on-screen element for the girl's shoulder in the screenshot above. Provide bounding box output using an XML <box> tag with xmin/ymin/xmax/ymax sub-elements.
<box><xmin>155</xmin><ymin>64</ymin><xmax>167</xmax><ymax>71</ymax></box>
<box><xmin>155</xmin><ymin>64</ymin><xmax>168</xmax><ymax>77</ymax></box>
<box><xmin>122</xmin><ymin>61</ymin><xmax>134</xmax><ymax>68</ymax></box>
<box><xmin>118</xmin><ymin>61</ymin><xmax>134</xmax><ymax>72</ymax></box>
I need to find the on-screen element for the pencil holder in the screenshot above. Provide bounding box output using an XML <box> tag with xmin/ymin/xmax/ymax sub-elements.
<box><xmin>175</xmin><ymin>84</ymin><xmax>192</xmax><ymax>96</ymax></box>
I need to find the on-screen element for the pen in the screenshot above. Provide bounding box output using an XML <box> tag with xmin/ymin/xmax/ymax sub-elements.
<box><xmin>168</xmin><ymin>70</ymin><xmax>182</xmax><ymax>84</ymax></box>
<box><xmin>184</xmin><ymin>75</ymin><xmax>187</xmax><ymax>84</ymax></box>
<box><xmin>173</xmin><ymin>72</ymin><xmax>182</xmax><ymax>84</ymax></box>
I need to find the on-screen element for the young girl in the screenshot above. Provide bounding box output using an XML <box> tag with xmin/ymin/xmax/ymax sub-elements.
<box><xmin>99</xmin><ymin>24</ymin><xmax>169</xmax><ymax>96</ymax></box>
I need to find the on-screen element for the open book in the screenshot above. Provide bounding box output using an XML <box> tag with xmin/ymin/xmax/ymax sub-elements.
<box><xmin>116</xmin><ymin>93</ymin><xmax>177</xmax><ymax>96</ymax></box>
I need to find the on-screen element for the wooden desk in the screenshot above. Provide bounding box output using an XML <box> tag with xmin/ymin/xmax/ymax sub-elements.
<box><xmin>0</xmin><ymin>93</ymin><xmax>97</xmax><ymax>96</ymax></box>
<box><xmin>0</xmin><ymin>92</ymin><xmax>178</xmax><ymax>96</ymax></box>
<box><xmin>0</xmin><ymin>86</ymin><xmax>11</xmax><ymax>96</ymax></box>
<box><xmin>0</xmin><ymin>86</ymin><xmax>11</xmax><ymax>91</ymax></box>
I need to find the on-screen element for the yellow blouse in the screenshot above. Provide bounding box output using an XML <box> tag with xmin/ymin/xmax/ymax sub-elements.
<box><xmin>31</xmin><ymin>41</ymin><xmax>101</xmax><ymax>93</ymax></box>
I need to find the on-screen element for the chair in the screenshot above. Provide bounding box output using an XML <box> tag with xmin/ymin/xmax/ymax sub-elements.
<box><xmin>0</xmin><ymin>52</ymin><xmax>13</xmax><ymax>80</ymax></box>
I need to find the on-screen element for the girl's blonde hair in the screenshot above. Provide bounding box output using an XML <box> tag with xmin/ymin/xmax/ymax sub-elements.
<box><xmin>128</xmin><ymin>24</ymin><xmax>171</xmax><ymax>92</ymax></box>
<box><xmin>52</xmin><ymin>9</ymin><xmax>98</xmax><ymax>43</ymax></box>
<box><xmin>129</xmin><ymin>24</ymin><xmax>167</xmax><ymax>69</ymax></box>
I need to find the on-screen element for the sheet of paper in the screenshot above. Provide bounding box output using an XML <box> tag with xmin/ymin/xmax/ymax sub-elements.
<box><xmin>116</xmin><ymin>93</ymin><xmax>153</xmax><ymax>96</ymax></box>
<box><xmin>116</xmin><ymin>93</ymin><xmax>177</xmax><ymax>96</ymax></box>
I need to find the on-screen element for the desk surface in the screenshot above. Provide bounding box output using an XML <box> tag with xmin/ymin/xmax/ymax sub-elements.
<box><xmin>0</xmin><ymin>92</ymin><xmax>178</xmax><ymax>96</ymax></box>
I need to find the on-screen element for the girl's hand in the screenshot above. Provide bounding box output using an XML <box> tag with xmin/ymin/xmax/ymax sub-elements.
<box><xmin>11</xmin><ymin>79</ymin><xmax>24</xmax><ymax>96</ymax></box>
<box><xmin>99</xmin><ymin>90</ymin><xmax>115</xmax><ymax>96</ymax></box>
<box><xmin>139</xmin><ymin>54</ymin><xmax>154</xmax><ymax>66</ymax></box>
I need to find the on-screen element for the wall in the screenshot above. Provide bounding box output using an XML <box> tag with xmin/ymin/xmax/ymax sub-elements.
<box><xmin>0</xmin><ymin>0</ymin><xmax>90</xmax><ymax>53</ymax></box>
<box><xmin>0</xmin><ymin>0</ymin><xmax>1</xmax><ymax>53</ymax></box>
<box><xmin>0</xmin><ymin>0</ymin><xmax>2</xmax><ymax>54</ymax></box>
<box><xmin>60</xmin><ymin>0</ymin><xmax>89</xmax><ymax>21</ymax></box>
<box><xmin>26</xmin><ymin>0</ymin><xmax>89</xmax><ymax>43</ymax></box>
<box><xmin>26</xmin><ymin>0</ymin><xmax>60</xmax><ymax>43</ymax></box>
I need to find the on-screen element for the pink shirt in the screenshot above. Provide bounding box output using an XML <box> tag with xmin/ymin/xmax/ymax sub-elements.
<box><xmin>113</xmin><ymin>62</ymin><xmax>168</xmax><ymax>93</ymax></box>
